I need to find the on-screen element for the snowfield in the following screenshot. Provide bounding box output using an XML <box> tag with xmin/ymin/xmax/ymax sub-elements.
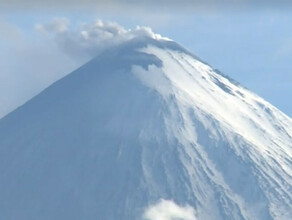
<box><xmin>0</xmin><ymin>37</ymin><xmax>291</xmax><ymax>220</ymax></box>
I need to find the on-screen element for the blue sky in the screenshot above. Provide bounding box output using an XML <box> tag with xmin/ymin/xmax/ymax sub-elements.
<box><xmin>1</xmin><ymin>3</ymin><xmax>292</xmax><ymax>118</ymax></box>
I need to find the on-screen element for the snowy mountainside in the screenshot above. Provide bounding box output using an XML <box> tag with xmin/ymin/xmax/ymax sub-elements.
<box><xmin>0</xmin><ymin>37</ymin><xmax>291</xmax><ymax>220</ymax></box>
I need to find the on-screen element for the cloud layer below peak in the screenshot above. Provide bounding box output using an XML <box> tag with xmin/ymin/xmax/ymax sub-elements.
<box><xmin>143</xmin><ymin>199</ymin><xmax>197</xmax><ymax>220</ymax></box>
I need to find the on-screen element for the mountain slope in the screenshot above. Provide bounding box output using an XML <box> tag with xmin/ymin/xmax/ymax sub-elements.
<box><xmin>0</xmin><ymin>37</ymin><xmax>291</xmax><ymax>220</ymax></box>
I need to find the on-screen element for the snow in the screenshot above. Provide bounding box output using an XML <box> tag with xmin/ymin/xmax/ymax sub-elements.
<box><xmin>0</xmin><ymin>37</ymin><xmax>291</xmax><ymax>220</ymax></box>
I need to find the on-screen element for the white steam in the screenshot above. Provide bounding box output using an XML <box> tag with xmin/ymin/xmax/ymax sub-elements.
<box><xmin>35</xmin><ymin>18</ymin><xmax>168</xmax><ymax>60</ymax></box>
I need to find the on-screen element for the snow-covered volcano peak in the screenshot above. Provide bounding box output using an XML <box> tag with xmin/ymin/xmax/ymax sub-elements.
<box><xmin>0</xmin><ymin>37</ymin><xmax>291</xmax><ymax>220</ymax></box>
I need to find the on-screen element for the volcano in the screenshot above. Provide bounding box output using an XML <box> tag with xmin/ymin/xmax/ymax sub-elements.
<box><xmin>0</xmin><ymin>37</ymin><xmax>291</xmax><ymax>220</ymax></box>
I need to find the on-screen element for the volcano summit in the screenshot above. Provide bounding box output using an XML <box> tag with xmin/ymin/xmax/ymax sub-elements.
<box><xmin>0</xmin><ymin>36</ymin><xmax>291</xmax><ymax>220</ymax></box>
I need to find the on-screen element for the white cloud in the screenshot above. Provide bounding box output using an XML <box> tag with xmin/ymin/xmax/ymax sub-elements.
<box><xmin>35</xmin><ymin>17</ymin><xmax>70</xmax><ymax>33</ymax></box>
<box><xmin>143</xmin><ymin>199</ymin><xmax>197</xmax><ymax>220</ymax></box>
<box><xmin>35</xmin><ymin>18</ymin><xmax>167</xmax><ymax>60</ymax></box>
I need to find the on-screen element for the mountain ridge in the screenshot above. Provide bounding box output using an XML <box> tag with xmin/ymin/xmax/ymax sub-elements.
<box><xmin>0</xmin><ymin>36</ymin><xmax>291</xmax><ymax>220</ymax></box>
